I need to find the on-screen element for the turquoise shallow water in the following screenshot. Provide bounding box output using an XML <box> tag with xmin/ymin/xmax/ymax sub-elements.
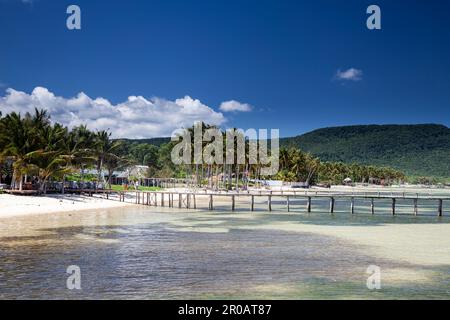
<box><xmin>0</xmin><ymin>202</ymin><xmax>449</xmax><ymax>299</ymax></box>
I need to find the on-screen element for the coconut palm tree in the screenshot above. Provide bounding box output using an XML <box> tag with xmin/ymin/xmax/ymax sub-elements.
<box><xmin>93</xmin><ymin>130</ymin><xmax>122</xmax><ymax>187</ymax></box>
<box><xmin>64</xmin><ymin>125</ymin><xmax>97</xmax><ymax>191</ymax></box>
<box><xmin>30</xmin><ymin>123</ymin><xmax>70</xmax><ymax>193</ymax></box>
<box><xmin>0</xmin><ymin>110</ymin><xmax>45</xmax><ymax>190</ymax></box>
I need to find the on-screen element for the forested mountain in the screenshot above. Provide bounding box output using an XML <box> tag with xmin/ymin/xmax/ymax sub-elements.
<box><xmin>280</xmin><ymin>124</ymin><xmax>450</xmax><ymax>177</ymax></box>
<box><xmin>117</xmin><ymin>137</ymin><xmax>170</xmax><ymax>147</ymax></box>
<box><xmin>123</xmin><ymin>124</ymin><xmax>450</xmax><ymax>178</ymax></box>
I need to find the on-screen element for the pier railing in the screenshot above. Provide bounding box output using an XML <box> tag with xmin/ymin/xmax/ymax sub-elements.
<box><xmin>110</xmin><ymin>190</ymin><xmax>450</xmax><ymax>217</ymax></box>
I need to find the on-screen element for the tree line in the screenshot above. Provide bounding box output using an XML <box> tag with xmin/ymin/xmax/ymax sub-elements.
<box><xmin>0</xmin><ymin>109</ymin><xmax>125</xmax><ymax>192</ymax></box>
<box><xmin>89</xmin><ymin>122</ymin><xmax>408</xmax><ymax>188</ymax></box>
<box><xmin>277</xmin><ymin>148</ymin><xmax>405</xmax><ymax>185</ymax></box>
<box><xmin>0</xmin><ymin>109</ymin><xmax>406</xmax><ymax>192</ymax></box>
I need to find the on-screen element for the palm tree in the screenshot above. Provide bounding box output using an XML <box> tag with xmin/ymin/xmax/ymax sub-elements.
<box><xmin>104</xmin><ymin>154</ymin><xmax>133</xmax><ymax>189</ymax></box>
<box><xmin>30</xmin><ymin>123</ymin><xmax>70</xmax><ymax>193</ymax></box>
<box><xmin>64</xmin><ymin>125</ymin><xmax>96</xmax><ymax>191</ymax></box>
<box><xmin>94</xmin><ymin>130</ymin><xmax>122</xmax><ymax>187</ymax></box>
<box><xmin>0</xmin><ymin>110</ymin><xmax>45</xmax><ymax>190</ymax></box>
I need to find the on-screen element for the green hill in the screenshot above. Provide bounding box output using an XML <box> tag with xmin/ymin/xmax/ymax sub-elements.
<box><xmin>280</xmin><ymin>124</ymin><xmax>450</xmax><ymax>177</ymax></box>
<box><xmin>122</xmin><ymin>124</ymin><xmax>450</xmax><ymax>178</ymax></box>
<box><xmin>117</xmin><ymin>137</ymin><xmax>170</xmax><ymax>147</ymax></box>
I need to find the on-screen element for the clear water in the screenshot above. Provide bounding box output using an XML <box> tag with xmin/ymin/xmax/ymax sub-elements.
<box><xmin>0</xmin><ymin>196</ymin><xmax>450</xmax><ymax>299</ymax></box>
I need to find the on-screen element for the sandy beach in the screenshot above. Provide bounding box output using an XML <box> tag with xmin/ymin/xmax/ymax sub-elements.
<box><xmin>0</xmin><ymin>193</ymin><xmax>132</xmax><ymax>218</ymax></box>
<box><xmin>1</xmin><ymin>185</ymin><xmax>449</xmax><ymax>219</ymax></box>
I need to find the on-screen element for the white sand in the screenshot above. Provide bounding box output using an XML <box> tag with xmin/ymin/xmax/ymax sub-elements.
<box><xmin>2</xmin><ymin>184</ymin><xmax>449</xmax><ymax>219</ymax></box>
<box><xmin>248</xmin><ymin>219</ymin><xmax>450</xmax><ymax>266</ymax></box>
<box><xmin>0</xmin><ymin>193</ymin><xmax>131</xmax><ymax>218</ymax></box>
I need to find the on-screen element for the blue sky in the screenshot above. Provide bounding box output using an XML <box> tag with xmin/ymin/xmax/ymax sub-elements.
<box><xmin>1</xmin><ymin>0</ymin><xmax>450</xmax><ymax>138</ymax></box>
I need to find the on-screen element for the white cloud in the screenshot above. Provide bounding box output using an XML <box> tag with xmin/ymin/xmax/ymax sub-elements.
<box><xmin>0</xmin><ymin>87</ymin><xmax>226</xmax><ymax>138</ymax></box>
<box><xmin>335</xmin><ymin>68</ymin><xmax>363</xmax><ymax>81</ymax></box>
<box><xmin>219</xmin><ymin>100</ymin><xmax>253</xmax><ymax>112</ymax></box>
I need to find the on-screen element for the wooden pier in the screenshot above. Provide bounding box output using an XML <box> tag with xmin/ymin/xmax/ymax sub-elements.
<box><xmin>114</xmin><ymin>190</ymin><xmax>450</xmax><ymax>217</ymax></box>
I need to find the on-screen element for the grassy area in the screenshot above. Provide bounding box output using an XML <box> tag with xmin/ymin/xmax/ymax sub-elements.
<box><xmin>110</xmin><ymin>185</ymin><xmax>163</xmax><ymax>192</ymax></box>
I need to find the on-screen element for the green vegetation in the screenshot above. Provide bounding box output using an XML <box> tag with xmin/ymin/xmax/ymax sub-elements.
<box><xmin>118</xmin><ymin>123</ymin><xmax>406</xmax><ymax>188</ymax></box>
<box><xmin>126</xmin><ymin>124</ymin><xmax>450</xmax><ymax>180</ymax></box>
<box><xmin>113</xmin><ymin>140</ymin><xmax>178</xmax><ymax>178</ymax></box>
<box><xmin>2</xmin><ymin>109</ymin><xmax>440</xmax><ymax>192</ymax></box>
<box><xmin>277</xmin><ymin>148</ymin><xmax>405</xmax><ymax>185</ymax></box>
<box><xmin>0</xmin><ymin>109</ymin><xmax>186</xmax><ymax>193</ymax></box>
<box><xmin>117</xmin><ymin>137</ymin><xmax>170</xmax><ymax>147</ymax></box>
<box><xmin>280</xmin><ymin>124</ymin><xmax>450</xmax><ymax>178</ymax></box>
<box><xmin>0</xmin><ymin>109</ymin><xmax>131</xmax><ymax>192</ymax></box>
<box><xmin>65</xmin><ymin>173</ymin><xmax>97</xmax><ymax>182</ymax></box>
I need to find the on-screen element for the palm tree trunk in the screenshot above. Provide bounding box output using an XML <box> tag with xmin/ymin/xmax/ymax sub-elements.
<box><xmin>11</xmin><ymin>171</ymin><xmax>16</xmax><ymax>189</ymax></box>
<box><xmin>97</xmin><ymin>157</ymin><xmax>103</xmax><ymax>189</ymax></box>
<box><xmin>19</xmin><ymin>173</ymin><xmax>23</xmax><ymax>191</ymax></box>
<box><xmin>80</xmin><ymin>165</ymin><xmax>85</xmax><ymax>192</ymax></box>
<box><xmin>222</xmin><ymin>165</ymin><xmax>225</xmax><ymax>189</ymax></box>
<box><xmin>201</xmin><ymin>164</ymin><xmax>204</xmax><ymax>188</ymax></box>
<box><xmin>195</xmin><ymin>164</ymin><xmax>198</xmax><ymax>188</ymax></box>
<box><xmin>108</xmin><ymin>168</ymin><xmax>113</xmax><ymax>189</ymax></box>
<box><xmin>235</xmin><ymin>164</ymin><xmax>239</xmax><ymax>191</ymax></box>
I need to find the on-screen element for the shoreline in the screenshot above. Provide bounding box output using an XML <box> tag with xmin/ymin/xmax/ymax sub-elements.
<box><xmin>0</xmin><ymin>193</ymin><xmax>132</xmax><ymax>219</ymax></box>
<box><xmin>1</xmin><ymin>185</ymin><xmax>450</xmax><ymax>219</ymax></box>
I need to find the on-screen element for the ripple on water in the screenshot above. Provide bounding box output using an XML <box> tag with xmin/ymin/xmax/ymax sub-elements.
<box><xmin>0</xmin><ymin>207</ymin><xmax>449</xmax><ymax>299</ymax></box>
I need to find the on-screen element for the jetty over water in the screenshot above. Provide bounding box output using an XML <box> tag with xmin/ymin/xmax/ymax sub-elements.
<box><xmin>114</xmin><ymin>190</ymin><xmax>450</xmax><ymax>217</ymax></box>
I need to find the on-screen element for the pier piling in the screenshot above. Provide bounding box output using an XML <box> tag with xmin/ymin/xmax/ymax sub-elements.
<box><xmin>329</xmin><ymin>197</ymin><xmax>335</xmax><ymax>214</ymax></box>
<box><xmin>209</xmin><ymin>194</ymin><xmax>213</xmax><ymax>210</ymax></box>
<box><xmin>307</xmin><ymin>197</ymin><xmax>311</xmax><ymax>213</ymax></box>
<box><xmin>350</xmin><ymin>198</ymin><xmax>355</xmax><ymax>214</ymax></box>
<box><xmin>117</xmin><ymin>191</ymin><xmax>448</xmax><ymax>218</ymax></box>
